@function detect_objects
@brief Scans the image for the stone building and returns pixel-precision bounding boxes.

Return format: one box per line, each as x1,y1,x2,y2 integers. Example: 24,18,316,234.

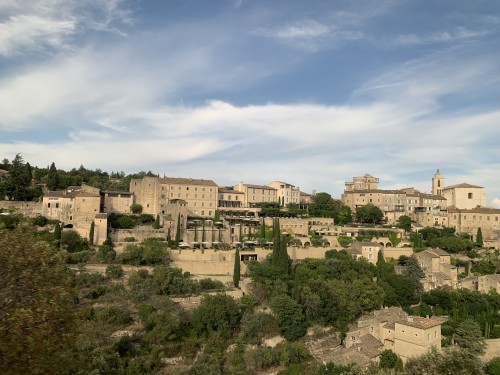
478,274,500,294
341,174,446,225
130,176,218,218
218,188,244,209
266,181,300,206
101,190,134,214
348,241,383,264
42,186,103,243
414,248,458,290
447,206,500,242
233,183,278,207
442,183,487,210
344,307,442,363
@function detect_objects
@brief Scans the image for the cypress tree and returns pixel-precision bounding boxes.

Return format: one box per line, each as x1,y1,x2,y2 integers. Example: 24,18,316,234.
261,218,266,239
175,213,181,245
89,221,95,245
239,224,243,243
211,226,215,242
218,228,222,242
54,222,61,248
476,227,483,248
194,225,198,242
46,162,60,191
153,214,160,229
167,227,171,242
233,249,240,287
202,220,206,243
278,234,289,274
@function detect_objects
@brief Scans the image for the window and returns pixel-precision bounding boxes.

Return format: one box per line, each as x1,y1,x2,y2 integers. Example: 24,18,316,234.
48,203,51,208
209,211,212,216
55,203,59,208
201,211,204,215
468,193,473,199
186,187,189,190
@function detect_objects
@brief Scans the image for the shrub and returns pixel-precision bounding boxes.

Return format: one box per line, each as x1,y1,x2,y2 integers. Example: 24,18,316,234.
32,215,49,227
61,230,88,252
106,264,124,279
123,237,136,242
280,342,310,365
199,278,224,290
130,203,142,214
95,306,132,325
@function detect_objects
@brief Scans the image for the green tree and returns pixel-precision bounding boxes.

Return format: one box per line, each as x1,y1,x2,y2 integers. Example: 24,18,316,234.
454,318,486,356
130,203,142,214
60,230,87,253
308,192,336,217
89,221,95,244
476,227,483,248
46,162,60,190
175,213,181,245
405,347,484,375
3,154,32,200
398,215,412,232
485,357,500,375
191,294,240,338
270,294,306,341
153,214,160,229
54,222,61,248
355,204,384,224
0,225,77,374
233,249,240,288
379,349,402,369
404,255,425,300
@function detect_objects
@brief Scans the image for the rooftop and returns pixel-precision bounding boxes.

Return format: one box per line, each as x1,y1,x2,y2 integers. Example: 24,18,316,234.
159,177,218,186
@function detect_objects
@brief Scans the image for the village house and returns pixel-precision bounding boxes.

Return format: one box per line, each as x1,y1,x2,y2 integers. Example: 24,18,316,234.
347,241,383,264
414,248,458,290
338,307,443,364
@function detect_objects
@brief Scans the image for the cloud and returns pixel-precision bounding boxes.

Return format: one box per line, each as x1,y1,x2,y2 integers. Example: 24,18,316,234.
0,0,134,57
394,27,490,46
252,18,365,51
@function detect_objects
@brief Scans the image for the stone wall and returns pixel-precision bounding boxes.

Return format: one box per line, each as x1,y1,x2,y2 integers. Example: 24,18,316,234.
169,247,337,276
0,201,42,217
110,226,167,242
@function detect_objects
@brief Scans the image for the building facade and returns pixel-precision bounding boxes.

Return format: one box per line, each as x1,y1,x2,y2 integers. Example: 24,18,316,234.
130,176,218,218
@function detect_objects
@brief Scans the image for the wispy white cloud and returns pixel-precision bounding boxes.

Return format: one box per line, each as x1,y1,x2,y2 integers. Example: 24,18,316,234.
394,27,490,46
0,0,134,56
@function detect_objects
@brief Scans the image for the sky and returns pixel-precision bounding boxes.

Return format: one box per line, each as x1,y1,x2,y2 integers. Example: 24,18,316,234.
1,0,500,205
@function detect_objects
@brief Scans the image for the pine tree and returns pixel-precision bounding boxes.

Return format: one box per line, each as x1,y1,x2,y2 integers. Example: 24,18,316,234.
89,221,95,245
454,319,486,356
233,249,240,287
476,227,483,248
47,162,60,191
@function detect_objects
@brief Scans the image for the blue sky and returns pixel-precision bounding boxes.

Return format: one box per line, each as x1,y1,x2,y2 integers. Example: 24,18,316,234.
1,0,500,205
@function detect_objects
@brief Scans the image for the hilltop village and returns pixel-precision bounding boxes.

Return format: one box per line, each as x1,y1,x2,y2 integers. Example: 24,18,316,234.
1,160,500,374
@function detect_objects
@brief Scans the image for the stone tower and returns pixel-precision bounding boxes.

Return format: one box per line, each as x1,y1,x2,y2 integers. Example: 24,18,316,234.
432,169,444,196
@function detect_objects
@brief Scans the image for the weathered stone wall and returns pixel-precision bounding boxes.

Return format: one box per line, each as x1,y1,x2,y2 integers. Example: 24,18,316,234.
0,201,42,217
169,247,338,276
110,226,167,242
